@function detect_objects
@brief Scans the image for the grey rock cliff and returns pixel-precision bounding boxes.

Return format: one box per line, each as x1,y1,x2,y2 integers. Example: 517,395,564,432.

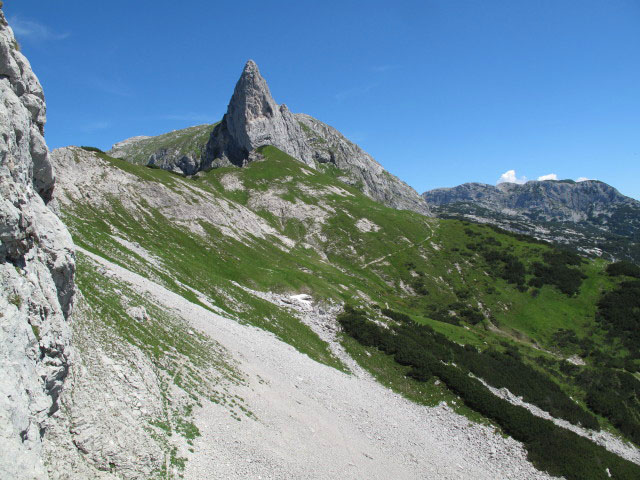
423,180,640,262
0,9,75,479
294,113,430,214
204,60,314,168
109,60,430,215
201,60,430,215
424,180,639,222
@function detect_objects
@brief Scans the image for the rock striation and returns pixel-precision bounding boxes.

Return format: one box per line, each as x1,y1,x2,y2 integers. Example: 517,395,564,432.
424,180,640,262
293,113,430,214
0,8,75,479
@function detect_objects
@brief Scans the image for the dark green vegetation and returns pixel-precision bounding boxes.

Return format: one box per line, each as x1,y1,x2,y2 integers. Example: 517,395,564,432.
570,262,640,446
60,144,640,477
338,306,639,480
80,146,104,154
597,279,640,358
340,306,597,428
578,368,640,446
606,261,640,279
466,230,586,295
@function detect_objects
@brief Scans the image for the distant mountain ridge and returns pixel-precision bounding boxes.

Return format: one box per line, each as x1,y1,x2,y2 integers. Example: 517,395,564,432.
109,60,430,216
423,179,640,263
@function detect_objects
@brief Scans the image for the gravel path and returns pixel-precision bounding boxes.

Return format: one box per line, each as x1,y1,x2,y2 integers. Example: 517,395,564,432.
79,248,556,480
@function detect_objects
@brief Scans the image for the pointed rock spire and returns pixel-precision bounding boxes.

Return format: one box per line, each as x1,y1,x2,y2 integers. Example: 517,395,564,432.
202,60,430,215
204,60,313,167
229,60,277,122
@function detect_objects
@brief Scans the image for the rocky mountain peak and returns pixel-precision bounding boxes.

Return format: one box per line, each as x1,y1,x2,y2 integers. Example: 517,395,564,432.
204,60,313,167
109,59,430,215
201,60,430,215
423,179,640,262
230,59,277,123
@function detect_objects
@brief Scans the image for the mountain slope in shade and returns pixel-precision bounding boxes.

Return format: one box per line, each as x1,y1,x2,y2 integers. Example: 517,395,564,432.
423,180,640,263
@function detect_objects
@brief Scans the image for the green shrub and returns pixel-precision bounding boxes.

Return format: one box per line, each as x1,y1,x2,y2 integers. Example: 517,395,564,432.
9,293,22,308
80,146,104,154
336,307,640,479
597,280,640,354
381,308,412,323
606,261,640,278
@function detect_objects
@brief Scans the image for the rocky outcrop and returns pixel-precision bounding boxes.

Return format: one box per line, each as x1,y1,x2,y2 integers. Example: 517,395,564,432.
200,60,430,216
108,60,430,215
204,60,314,168
424,180,640,223
0,9,75,479
107,124,215,175
423,180,640,262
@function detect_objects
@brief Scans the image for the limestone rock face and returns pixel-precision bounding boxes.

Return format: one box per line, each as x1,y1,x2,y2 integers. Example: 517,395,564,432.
202,60,430,215
204,60,314,167
107,123,215,175
0,9,75,479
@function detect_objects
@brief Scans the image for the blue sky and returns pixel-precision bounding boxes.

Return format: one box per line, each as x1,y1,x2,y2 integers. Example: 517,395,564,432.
5,0,640,199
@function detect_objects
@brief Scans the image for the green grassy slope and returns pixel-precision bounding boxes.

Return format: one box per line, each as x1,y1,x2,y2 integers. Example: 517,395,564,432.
57,145,639,475
107,123,216,165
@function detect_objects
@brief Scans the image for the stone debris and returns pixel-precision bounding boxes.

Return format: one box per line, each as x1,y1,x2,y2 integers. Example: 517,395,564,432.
79,248,556,480
355,217,381,233
126,306,149,322
476,376,640,465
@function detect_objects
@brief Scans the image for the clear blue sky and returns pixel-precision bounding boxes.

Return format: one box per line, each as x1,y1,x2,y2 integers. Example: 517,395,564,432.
5,0,640,199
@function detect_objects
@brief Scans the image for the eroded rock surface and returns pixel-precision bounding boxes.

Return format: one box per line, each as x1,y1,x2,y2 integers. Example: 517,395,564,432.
203,60,430,215
0,9,75,479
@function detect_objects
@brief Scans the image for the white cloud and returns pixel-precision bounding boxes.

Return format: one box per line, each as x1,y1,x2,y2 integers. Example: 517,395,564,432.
537,173,558,181
497,169,527,185
576,177,591,182
9,15,69,42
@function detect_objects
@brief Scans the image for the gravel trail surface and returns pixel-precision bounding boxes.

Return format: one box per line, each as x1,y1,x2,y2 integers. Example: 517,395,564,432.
79,247,555,480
